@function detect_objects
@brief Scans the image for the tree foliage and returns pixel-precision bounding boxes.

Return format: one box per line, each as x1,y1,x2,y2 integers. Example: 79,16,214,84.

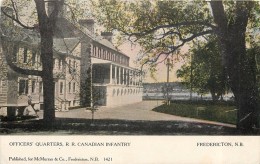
91,0,213,66
81,53,92,107
177,38,227,101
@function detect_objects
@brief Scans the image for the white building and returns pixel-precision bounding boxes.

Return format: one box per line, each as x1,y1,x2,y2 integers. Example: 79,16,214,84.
91,34,143,107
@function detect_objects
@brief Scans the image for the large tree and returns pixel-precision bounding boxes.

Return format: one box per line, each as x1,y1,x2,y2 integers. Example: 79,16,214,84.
1,0,64,122
92,0,259,131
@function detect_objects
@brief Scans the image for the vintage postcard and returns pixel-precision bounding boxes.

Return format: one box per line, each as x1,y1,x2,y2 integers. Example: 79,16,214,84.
0,0,259,163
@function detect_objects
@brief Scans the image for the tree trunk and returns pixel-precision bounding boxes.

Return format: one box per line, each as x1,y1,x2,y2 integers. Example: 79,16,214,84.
210,90,218,102
226,32,259,130
34,0,63,122
211,1,259,131
1,0,62,122
41,33,55,122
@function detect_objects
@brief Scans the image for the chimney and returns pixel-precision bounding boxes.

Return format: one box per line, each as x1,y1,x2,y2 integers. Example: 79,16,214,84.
79,19,95,34
47,0,65,18
101,32,113,42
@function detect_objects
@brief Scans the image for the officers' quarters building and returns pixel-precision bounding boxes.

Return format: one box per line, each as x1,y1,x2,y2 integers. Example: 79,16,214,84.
0,4,142,117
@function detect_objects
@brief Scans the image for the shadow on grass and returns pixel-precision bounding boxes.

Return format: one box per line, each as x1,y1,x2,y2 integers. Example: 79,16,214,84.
1,117,258,135
153,100,237,125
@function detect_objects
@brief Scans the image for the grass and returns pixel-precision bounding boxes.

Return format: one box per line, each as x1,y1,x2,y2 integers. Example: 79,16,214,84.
0,118,240,135
153,100,237,124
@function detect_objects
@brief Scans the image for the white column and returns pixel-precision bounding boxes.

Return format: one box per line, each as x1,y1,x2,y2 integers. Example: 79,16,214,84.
119,67,121,85
132,71,134,86
130,70,133,86
54,59,58,70
110,64,113,84
134,71,136,86
136,73,138,86
139,73,141,86
126,69,129,86
137,72,139,86
123,68,125,85
115,66,117,85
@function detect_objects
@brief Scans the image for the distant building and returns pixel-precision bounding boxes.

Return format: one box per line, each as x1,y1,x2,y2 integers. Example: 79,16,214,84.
0,3,142,116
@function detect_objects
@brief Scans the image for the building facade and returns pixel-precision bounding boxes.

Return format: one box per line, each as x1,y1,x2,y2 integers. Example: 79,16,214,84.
91,36,143,107
0,3,142,116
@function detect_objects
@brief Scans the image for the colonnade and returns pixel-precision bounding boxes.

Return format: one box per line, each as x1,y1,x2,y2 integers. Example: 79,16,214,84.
109,64,142,86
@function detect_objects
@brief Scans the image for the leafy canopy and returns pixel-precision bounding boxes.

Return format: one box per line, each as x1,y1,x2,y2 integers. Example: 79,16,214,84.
177,38,227,99
91,0,214,66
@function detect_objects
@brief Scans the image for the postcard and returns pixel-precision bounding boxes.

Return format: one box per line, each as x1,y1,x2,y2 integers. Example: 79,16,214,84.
0,0,259,163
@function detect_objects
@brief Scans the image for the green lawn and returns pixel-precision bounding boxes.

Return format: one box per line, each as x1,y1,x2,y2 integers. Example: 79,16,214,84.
153,101,237,124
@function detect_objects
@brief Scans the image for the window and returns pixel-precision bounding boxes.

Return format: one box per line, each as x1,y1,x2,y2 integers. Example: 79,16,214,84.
113,54,115,61
60,82,63,94
108,52,110,60
31,80,36,93
73,61,76,69
39,82,43,93
0,80,2,93
93,46,96,56
68,60,71,74
103,50,106,59
98,48,101,58
23,48,28,63
68,82,71,93
0,80,6,93
32,52,37,66
59,59,63,70
38,55,41,65
55,59,58,69
19,79,28,95
116,55,119,62
73,82,76,93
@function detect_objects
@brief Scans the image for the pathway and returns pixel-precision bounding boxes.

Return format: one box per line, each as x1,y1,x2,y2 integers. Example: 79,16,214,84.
38,100,235,128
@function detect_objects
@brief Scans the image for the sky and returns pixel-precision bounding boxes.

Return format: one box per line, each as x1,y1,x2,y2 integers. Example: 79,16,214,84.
118,42,189,83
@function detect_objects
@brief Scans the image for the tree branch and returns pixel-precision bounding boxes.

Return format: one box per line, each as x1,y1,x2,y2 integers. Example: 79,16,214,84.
210,1,228,33
34,0,48,34
122,21,215,37
1,0,35,30
232,1,253,32
49,0,64,22
139,29,213,67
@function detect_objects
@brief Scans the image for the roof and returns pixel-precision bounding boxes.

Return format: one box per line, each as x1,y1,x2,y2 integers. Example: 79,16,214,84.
92,57,112,64
94,36,116,50
53,38,80,54
0,26,40,46
54,17,130,58
93,36,130,58
54,18,80,38
92,57,135,70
